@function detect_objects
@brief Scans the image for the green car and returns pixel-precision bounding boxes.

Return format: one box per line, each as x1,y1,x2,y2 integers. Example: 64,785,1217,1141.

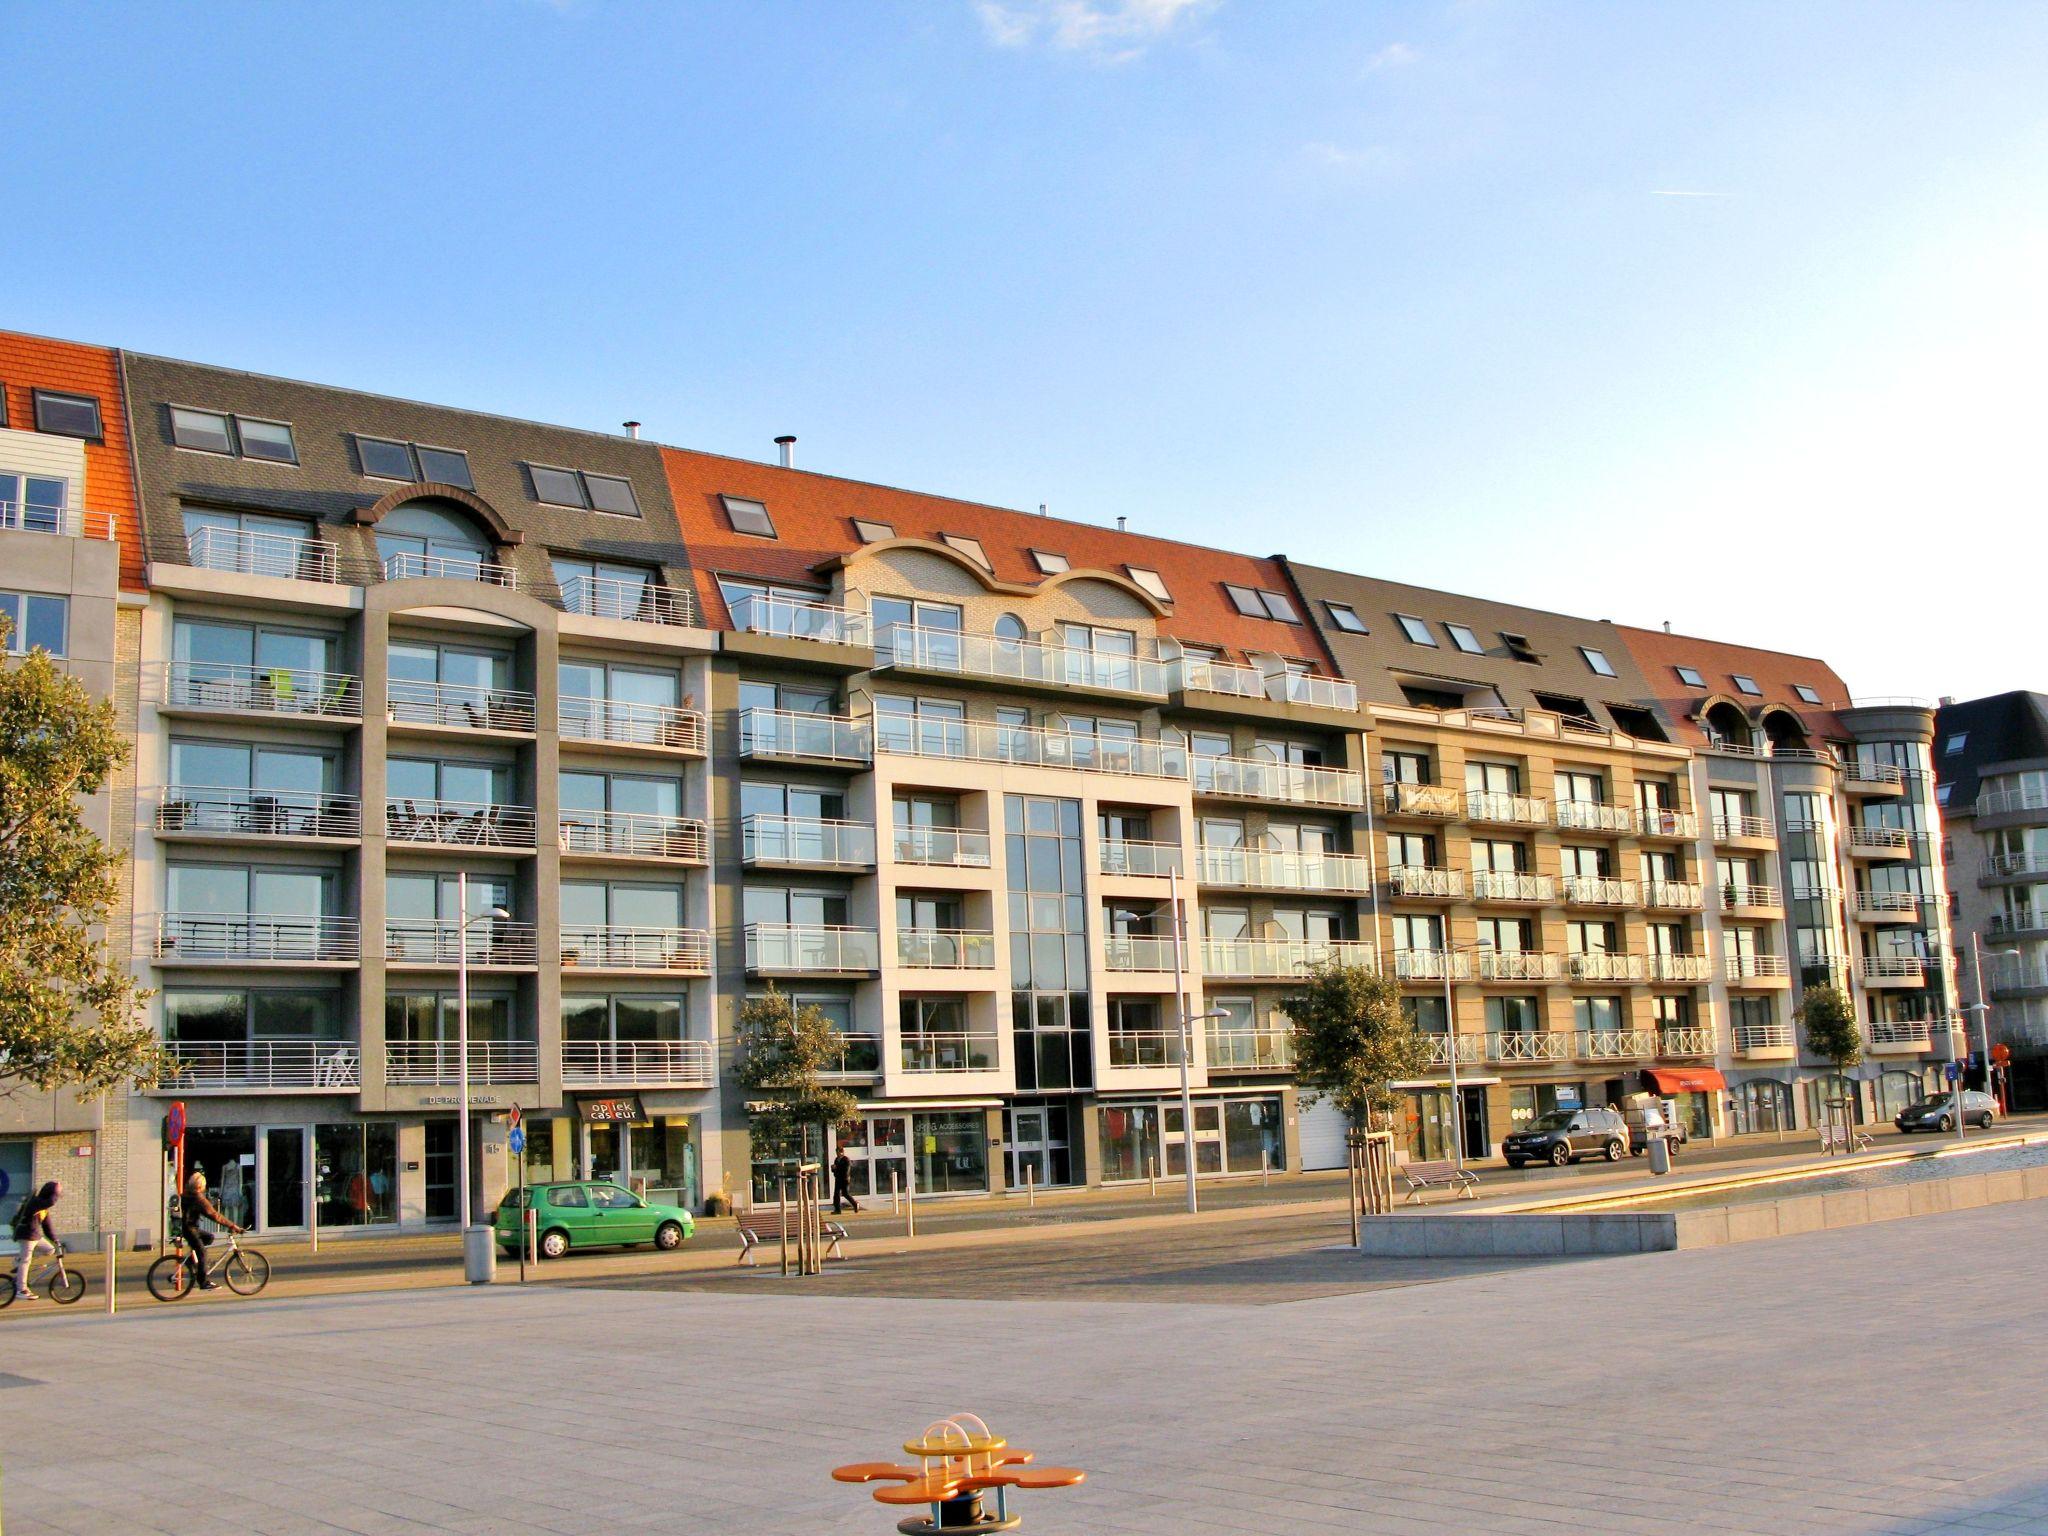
495,1181,695,1259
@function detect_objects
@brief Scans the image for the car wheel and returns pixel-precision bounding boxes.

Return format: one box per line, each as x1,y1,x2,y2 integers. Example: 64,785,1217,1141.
1505,1158,1525,1170
1603,1140,1624,1162
656,1220,686,1250
1978,1113,1995,1130
1938,1115,1954,1132
540,1228,570,1260
1548,1142,1572,1168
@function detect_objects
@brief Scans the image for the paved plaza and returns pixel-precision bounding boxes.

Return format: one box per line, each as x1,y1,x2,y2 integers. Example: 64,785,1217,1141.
4,1200,2045,1535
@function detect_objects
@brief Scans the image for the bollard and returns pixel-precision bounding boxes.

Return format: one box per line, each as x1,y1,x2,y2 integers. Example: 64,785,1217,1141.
890,1165,900,1215
779,1179,790,1277
1147,1153,1157,1197
525,1207,538,1271
310,1193,319,1255
1026,1165,1036,1209
905,1163,916,1239
103,1232,118,1316
1262,1148,1271,1188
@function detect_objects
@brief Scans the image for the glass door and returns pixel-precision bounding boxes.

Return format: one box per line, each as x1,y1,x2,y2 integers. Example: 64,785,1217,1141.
423,1119,457,1222
263,1126,308,1230
1163,1103,1223,1175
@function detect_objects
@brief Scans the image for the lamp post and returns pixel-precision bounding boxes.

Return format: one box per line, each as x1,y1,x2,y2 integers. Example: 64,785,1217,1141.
1166,868,1231,1214
1965,934,2021,1134
455,870,513,1275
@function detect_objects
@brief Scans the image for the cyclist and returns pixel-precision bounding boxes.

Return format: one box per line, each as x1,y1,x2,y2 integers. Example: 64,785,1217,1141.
181,1170,244,1290
11,1180,62,1300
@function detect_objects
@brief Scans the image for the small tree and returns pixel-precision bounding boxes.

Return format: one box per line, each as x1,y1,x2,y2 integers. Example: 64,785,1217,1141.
732,986,858,1187
1281,959,1431,1131
1798,982,1862,1077
0,622,157,1096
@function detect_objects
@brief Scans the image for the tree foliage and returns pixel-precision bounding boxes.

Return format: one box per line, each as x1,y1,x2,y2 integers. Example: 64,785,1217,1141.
1281,959,1431,1130
732,986,858,1151
0,625,158,1095
1798,983,1862,1073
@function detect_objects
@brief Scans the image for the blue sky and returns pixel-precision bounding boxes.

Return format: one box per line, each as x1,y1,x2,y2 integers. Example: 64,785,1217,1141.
9,1,2045,699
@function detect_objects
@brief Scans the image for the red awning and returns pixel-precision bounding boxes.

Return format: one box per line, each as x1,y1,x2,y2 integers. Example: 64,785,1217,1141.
1642,1066,1726,1094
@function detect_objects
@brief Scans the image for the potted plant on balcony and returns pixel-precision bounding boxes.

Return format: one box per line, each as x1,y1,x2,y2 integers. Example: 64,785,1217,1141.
159,796,194,832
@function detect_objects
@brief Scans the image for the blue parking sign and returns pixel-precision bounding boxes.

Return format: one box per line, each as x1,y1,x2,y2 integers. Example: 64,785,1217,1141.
509,1126,526,1155
1944,1061,1961,1084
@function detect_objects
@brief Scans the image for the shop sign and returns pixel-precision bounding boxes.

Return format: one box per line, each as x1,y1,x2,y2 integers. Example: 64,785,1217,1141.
578,1096,645,1123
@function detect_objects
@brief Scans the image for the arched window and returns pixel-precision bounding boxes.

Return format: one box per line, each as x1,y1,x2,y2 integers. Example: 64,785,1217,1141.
1729,1078,1791,1134
1703,701,1752,750
377,500,494,579
1761,709,1809,753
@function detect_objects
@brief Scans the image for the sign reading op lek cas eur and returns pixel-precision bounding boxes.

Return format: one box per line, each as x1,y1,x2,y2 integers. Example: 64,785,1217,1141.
577,1096,645,1124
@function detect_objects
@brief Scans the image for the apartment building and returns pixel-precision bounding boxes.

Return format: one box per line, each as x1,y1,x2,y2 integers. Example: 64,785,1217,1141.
1932,692,2048,1085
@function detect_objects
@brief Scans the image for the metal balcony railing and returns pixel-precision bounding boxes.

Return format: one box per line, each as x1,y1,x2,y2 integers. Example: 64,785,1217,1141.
387,678,537,733
561,1039,716,1087
727,593,870,646
745,924,882,973
1198,937,1375,978
1641,881,1703,910
1854,890,1921,917
1724,953,1790,981
1190,755,1364,808
1466,791,1549,826
1567,952,1647,982
1477,952,1564,982
380,551,518,587
557,810,705,862
897,928,997,969
738,708,873,765
1646,954,1715,983
1847,825,1915,855
383,1040,539,1084
1103,934,1178,972
1719,882,1782,909
1843,761,1907,790
1868,1019,1933,1047
0,501,115,540
1554,800,1635,834
1733,1021,1794,1051
155,787,362,840
157,1040,360,1092
1469,870,1556,903
1859,955,1931,982
1988,911,2046,937
1426,1033,1487,1066
1387,865,1464,900
1560,876,1639,908
385,799,537,848
1194,846,1373,894
879,623,1170,697
1577,1028,1660,1060
1394,950,1470,982
896,826,994,868
1487,1030,1574,1062
164,662,362,719
557,574,699,628
820,1034,883,1077
1976,786,2048,819
1381,781,1463,819
741,815,876,868
1635,806,1700,839
154,913,360,963
384,919,540,967
1658,1026,1717,1056
1712,814,1776,841
1097,838,1180,878
559,696,706,753
1205,1027,1294,1070
184,525,339,581
1987,850,2048,878
899,1033,998,1073
873,714,1187,780
560,926,712,972
1106,1030,1186,1069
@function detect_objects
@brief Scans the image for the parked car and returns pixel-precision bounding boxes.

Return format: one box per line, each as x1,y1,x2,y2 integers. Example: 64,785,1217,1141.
494,1181,695,1259
1502,1106,1628,1168
1625,1099,1691,1157
1895,1091,1997,1134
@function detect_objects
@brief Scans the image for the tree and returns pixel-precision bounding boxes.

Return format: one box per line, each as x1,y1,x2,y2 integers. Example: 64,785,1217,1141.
1798,983,1862,1076
1281,958,1431,1130
732,986,859,1174
0,622,157,1095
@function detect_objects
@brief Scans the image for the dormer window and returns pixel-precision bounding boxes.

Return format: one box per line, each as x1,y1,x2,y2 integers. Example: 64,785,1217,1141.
941,533,990,569
1031,550,1068,575
1125,566,1171,603
1793,685,1822,705
1674,665,1705,688
852,518,893,543
721,495,776,538
1732,675,1763,696
1323,601,1367,634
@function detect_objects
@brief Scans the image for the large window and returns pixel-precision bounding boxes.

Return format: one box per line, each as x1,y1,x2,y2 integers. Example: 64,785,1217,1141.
375,501,492,574
0,592,66,654
0,469,67,533
529,465,640,516
32,389,101,440
316,1123,398,1227
171,408,297,463
562,993,686,1042
1009,794,1091,1093
163,989,342,1044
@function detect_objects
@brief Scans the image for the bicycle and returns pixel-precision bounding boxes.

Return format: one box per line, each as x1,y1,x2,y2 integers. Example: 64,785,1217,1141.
146,1229,271,1302
0,1244,86,1307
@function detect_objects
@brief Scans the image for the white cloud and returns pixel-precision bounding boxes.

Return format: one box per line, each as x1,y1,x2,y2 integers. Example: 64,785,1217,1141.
1364,41,1419,72
975,0,1214,61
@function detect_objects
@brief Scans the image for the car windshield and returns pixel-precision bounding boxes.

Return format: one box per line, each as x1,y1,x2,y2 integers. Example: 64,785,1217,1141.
1526,1112,1576,1131
1904,1099,1950,1114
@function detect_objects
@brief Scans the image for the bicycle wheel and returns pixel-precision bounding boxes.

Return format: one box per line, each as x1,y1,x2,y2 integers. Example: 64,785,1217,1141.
46,1265,85,1305
224,1248,270,1296
147,1254,194,1302
0,1274,16,1309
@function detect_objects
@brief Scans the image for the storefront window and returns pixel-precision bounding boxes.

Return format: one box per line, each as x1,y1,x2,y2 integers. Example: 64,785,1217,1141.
1222,1098,1285,1173
1098,1105,1157,1182
913,1111,988,1194
523,1115,560,1184
629,1117,698,1210
1729,1078,1792,1134
749,1119,823,1205
314,1123,397,1226
1508,1083,1585,1128
1400,1089,1454,1161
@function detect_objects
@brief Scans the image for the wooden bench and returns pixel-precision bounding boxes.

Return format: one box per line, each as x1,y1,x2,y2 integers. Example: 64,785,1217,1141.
735,1210,849,1266
1400,1160,1480,1204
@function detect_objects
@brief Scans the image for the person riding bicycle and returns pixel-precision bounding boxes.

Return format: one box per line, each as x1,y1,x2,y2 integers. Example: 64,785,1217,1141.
181,1170,243,1290
11,1180,62,1301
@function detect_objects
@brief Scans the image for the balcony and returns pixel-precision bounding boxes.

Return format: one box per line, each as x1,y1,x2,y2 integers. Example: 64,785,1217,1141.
1554,800,1634,835
1560,876,1639,908
1635,807,1700,840
1577,1028,1660,1060
1733,1021,1795,1055
1106,1030,1186,1069
738,708,872,767
1718,882,1782,913
1711,814,1776,843
898,928,997,969
1194,845,1373,895
1206,1027,1293,1071
1469,870,1556,904
1199,937,1375,979
1381,781,1462,820
1642,881,1703,911
1191,755,1364,809
154,1040,360,1094
900,1032,999,1073
387,679,536,735
385,798,537,849
1843,761,1907,795
1466,791,1549,827
1646,954,1715,983
1177,657,1358,713
1868,1019,1934,1052
1659,1026,1717,1057
879,623,1169,699
558,809,707,863
155,787,362,842
1425,1033,1487,1067
1103,934,1179,973
381,551,518,587
1,501,116,541
163,662,362,721
561,925,712,973
741,815,876,869
384,919,540,969
1847,826,1915,859
154,913,359,965
1976,786,2048,822
1988,912,2048,940
1567,952,1647,983
1394,950,1469,982
876,716,1187,781
728,593,870,647
1097,838,1180,878
184,525,338,582
1477,952,1565,982
384,1040,540,1085
1487,1030,1574,1063
745,923,881,976
1388,865,1464,901
1853,890,1922,922
561,1039,716,1088
897,826,995,869
1984,850,2048,881
557,574,699,628
821,1034,883,1077
559,697,706,754
1724,953,1791,985
1859,955,1931,988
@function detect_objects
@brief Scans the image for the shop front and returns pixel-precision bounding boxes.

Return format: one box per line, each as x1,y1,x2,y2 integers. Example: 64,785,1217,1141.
1641,1066,1726,1139
1096,1093,1285,1184
820,1106,993,1200
175,1120,402,1234
518,1099,701,1212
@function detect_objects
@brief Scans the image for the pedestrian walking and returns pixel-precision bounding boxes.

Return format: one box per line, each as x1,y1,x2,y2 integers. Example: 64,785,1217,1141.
830,1149,859,1215
10,1181,62,1300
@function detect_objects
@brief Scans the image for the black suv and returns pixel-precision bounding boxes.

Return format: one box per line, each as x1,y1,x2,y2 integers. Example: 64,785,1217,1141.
1502,1106,1628,1168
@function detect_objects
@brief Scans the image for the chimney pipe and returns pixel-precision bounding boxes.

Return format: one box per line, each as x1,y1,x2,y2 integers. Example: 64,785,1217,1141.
623,420,641,439
1115,515,1127,533
1662,620,1671,633
1039,503,1048,517
775,434,796,468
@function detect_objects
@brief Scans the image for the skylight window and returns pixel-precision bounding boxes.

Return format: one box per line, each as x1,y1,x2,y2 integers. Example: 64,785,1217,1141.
1674,665,1705,688
1445,622,1484,654
1396,614,1437,647
1125,566,1171,603
941,533,990,569
1793,684,1823,705
530,465,636,515
1732,674,1763,696
172,408,299,463
1500,632,1540,664
1223,583,1264,618
356,436,416,480
169,408,234,456
852,518,894,543
32,390,101,441
1257,589,1299,623
414,446,474,490
1936,784,1952,806
1031,550,1069,575
583,473,640,517
1323,601,1368,634
236,418,298,464
1944,733,1968,755
721,495,777,538
1580,646,1617,678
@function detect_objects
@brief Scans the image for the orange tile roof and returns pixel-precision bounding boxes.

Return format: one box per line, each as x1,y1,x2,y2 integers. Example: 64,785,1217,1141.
658,446,1336,669
1616,624,1854,741
0,331,143,591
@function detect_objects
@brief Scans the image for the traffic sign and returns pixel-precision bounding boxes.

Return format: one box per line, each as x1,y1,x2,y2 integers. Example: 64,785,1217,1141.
1944,1061,1962,1084
165,1100,186,1147
508,1104,522,1128
1993,1043,2012,1066
509,1126,526,1155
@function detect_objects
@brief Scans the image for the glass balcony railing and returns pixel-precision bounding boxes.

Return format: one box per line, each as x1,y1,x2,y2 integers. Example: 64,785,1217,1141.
728,593,869,646
1199,937,1374,978
1106,1031,1185,1069
744,924,882,974
897,928,997,969
741,815,876,868
1205,1027,1294,1070
879,623,1169,697
1194,846,1373,895
1103,934,1179,972
738,708,872,764
1189,755,1364,808
557,573,698,627
874,715,1187,780
894,825,994,868
900,1032,999,1073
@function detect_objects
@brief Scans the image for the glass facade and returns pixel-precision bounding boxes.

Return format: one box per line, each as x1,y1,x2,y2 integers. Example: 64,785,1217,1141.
1007,794,1093,1095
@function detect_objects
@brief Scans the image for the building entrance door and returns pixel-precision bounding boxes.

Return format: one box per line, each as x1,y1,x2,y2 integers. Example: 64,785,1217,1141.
1006,1104,1074,1188
423,1120,457,1222
1163,1102,1223,1176
1458,1087,1488,1164
263,1127,308,1230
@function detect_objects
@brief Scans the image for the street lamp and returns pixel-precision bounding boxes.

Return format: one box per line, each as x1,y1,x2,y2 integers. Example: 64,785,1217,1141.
1964,933,2022,1134
455,869,513,1277
1166,868,1230,1214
